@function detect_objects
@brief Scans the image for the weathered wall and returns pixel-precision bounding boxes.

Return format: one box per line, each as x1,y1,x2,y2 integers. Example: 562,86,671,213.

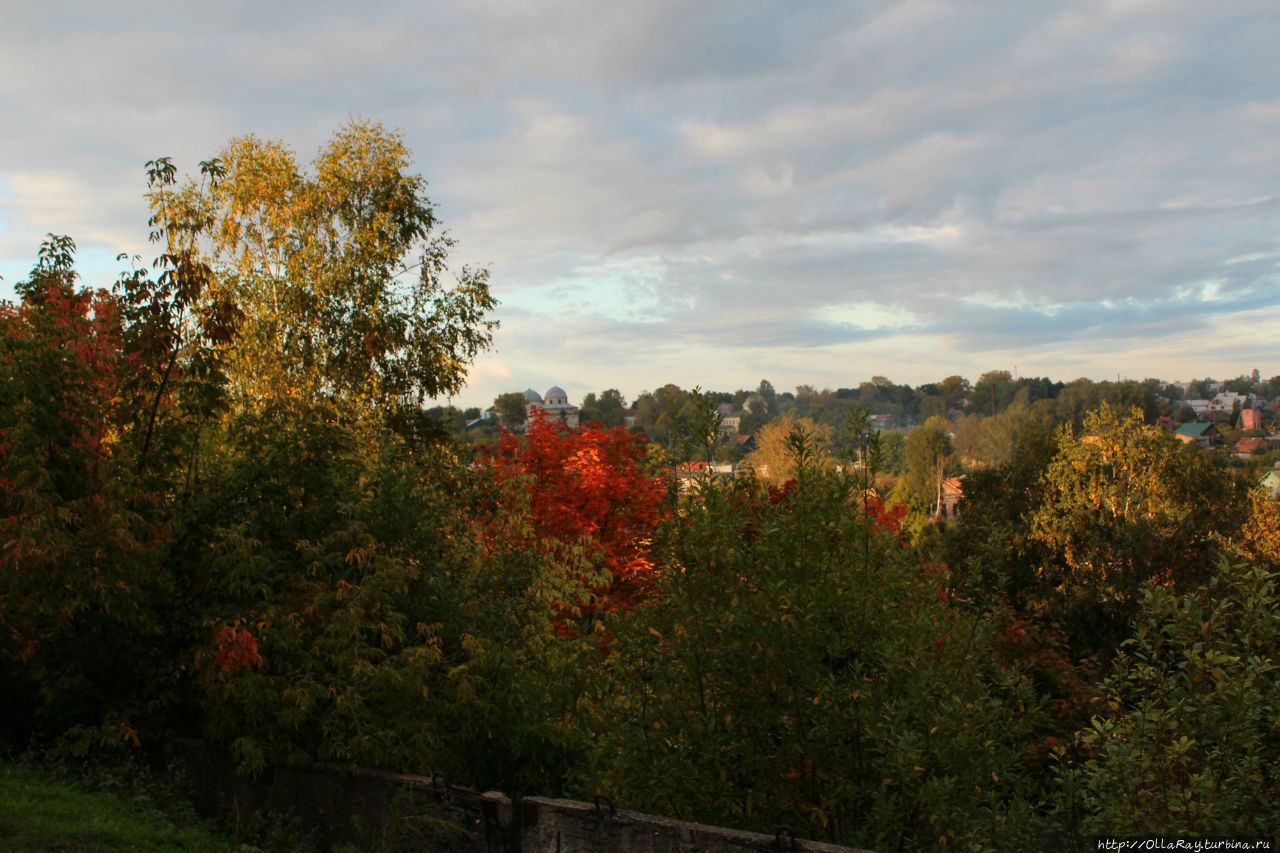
520,796,867,853
164,738,871,853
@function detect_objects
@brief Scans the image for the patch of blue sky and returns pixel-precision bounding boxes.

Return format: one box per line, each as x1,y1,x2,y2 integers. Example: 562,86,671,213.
616,109,678,149
498,262,667,327
959,291,1058,314
819,301,921,332
71,246,129,291
0,243,128,302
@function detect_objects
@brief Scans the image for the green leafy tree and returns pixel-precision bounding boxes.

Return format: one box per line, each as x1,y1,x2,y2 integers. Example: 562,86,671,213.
579,388,627,428
968,370,1016,416
939,374,972,409
902,416,957,514
592,437,1046,849
192,423,596,792
877,429,907,475
1222,373,1257,394
1027,404,1247,654
953,400,1056,470
941,419,1058,610
0,219,232,745
755,379,777,414
1056,559,1280,836
492,391,528,429
1186,378,1218,399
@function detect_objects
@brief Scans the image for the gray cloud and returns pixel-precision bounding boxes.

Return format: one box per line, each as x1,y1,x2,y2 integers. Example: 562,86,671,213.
2,1,1278,405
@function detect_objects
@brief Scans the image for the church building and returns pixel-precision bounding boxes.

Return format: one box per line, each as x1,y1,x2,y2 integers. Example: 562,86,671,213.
523,386,580,429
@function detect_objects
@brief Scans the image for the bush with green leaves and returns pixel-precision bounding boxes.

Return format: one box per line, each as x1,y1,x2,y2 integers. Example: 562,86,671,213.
191,404,598,794
1055,558,1280,837
589,427,1051,850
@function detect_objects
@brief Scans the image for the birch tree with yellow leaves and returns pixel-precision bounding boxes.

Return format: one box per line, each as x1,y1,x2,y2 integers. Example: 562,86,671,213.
170,119,495,409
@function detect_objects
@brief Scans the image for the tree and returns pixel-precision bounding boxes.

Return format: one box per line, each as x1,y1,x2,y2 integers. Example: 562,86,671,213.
745,415,834,483
940,374,972,409
493,392,528,429
755,379,777,414
174,119,496,409
1026,404,1247,653
1057,559,1280,835
481,418,670,617
952,401,1056,470
1223,373,1257,394
941,418,1059,611
594,388,627,428
877,429,907,475
579,388,626,428
1,250,135,740
903,416,956,514
915,392,947,422
0,225,231,744
968,370,1015,416
592,446,1047,849
1186,377,1218,399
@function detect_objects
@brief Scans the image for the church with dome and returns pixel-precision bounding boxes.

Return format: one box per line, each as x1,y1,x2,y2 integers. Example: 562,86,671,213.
523,386,580,429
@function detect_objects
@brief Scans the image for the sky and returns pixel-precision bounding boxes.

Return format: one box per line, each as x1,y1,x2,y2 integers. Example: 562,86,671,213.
2,0,1279,410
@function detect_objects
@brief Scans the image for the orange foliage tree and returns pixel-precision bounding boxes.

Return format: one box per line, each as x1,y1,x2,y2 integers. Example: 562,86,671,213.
481,415,670,619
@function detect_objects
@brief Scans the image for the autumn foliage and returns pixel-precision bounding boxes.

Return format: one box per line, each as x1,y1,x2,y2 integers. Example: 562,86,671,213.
481,415,669,615
0,283,123,504
5,124,1280,848
211,626,263,673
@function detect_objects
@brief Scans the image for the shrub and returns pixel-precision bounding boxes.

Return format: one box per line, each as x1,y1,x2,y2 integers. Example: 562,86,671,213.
1055,559,1280,836
591,428,1049,850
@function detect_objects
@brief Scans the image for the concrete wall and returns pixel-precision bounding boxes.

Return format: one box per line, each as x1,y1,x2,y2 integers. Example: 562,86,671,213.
520,796,868,853
164,738,870,853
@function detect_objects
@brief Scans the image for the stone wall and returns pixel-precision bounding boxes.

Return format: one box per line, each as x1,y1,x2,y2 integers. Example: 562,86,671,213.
164,738,870,853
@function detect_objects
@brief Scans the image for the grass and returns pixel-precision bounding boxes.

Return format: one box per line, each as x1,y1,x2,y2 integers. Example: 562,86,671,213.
0,760,243,852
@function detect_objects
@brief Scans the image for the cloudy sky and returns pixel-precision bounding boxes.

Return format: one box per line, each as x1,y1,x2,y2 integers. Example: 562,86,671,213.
2,1,1278,409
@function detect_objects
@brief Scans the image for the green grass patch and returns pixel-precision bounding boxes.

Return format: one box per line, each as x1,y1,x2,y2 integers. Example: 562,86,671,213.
0,761,241,852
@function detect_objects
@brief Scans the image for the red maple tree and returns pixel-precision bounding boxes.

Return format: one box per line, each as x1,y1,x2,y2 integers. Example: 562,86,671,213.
481,415,670,617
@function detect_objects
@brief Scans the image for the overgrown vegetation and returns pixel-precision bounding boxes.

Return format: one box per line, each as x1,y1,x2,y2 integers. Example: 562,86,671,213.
3,124,1278,850
0,758,236,852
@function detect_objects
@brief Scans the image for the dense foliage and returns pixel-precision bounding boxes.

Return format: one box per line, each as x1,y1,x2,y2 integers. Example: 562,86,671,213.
4,125,1278,850
591,432,1046,849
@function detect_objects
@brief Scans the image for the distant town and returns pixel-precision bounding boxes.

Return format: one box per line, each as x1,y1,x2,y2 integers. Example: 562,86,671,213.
434,371,1276,463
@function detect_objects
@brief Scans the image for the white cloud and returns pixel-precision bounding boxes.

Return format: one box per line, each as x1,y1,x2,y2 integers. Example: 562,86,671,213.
2,1,1278,404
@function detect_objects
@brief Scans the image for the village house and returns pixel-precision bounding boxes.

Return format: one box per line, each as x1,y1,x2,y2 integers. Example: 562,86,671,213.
1210,391,1252,414
938,476,964,520
1173,421,1223,448
1261,468,1280,501
1234,436,1266,457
